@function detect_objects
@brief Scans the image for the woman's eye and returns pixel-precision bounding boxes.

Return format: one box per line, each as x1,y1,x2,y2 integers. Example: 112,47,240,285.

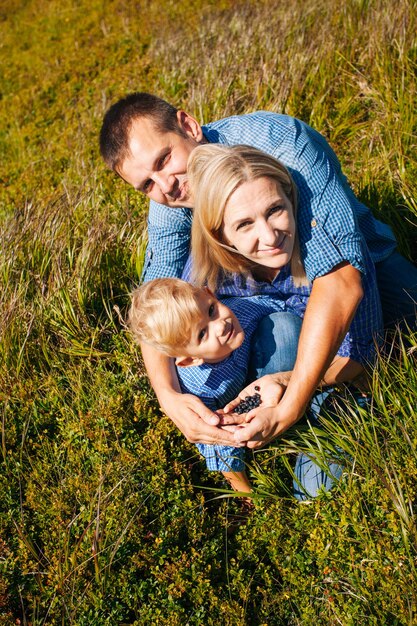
269,205,285,216
236,221,251,231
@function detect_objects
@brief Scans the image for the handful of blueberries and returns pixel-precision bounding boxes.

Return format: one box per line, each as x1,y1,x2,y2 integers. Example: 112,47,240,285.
233,386,261,415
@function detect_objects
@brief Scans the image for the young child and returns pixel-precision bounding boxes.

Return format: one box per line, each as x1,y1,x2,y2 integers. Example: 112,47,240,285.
128,277,288,495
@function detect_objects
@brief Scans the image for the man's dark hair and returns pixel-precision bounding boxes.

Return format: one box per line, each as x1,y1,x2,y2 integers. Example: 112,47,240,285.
99,92,181,171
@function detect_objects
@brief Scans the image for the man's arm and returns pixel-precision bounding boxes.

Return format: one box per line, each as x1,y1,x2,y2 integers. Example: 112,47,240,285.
140,203,242,444
233,262,364,447
140,341,242,446
142,201,192,281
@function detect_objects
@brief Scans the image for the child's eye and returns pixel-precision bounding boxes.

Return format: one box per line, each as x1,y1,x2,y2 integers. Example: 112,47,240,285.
208,303,215,317
198,328,206,341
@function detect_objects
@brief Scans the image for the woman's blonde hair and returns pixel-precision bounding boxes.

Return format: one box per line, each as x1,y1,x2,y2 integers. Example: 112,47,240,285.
128,278,205,356
188,144,308,290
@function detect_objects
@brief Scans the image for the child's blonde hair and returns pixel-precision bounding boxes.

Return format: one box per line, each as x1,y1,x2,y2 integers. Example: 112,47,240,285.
188,143,308,291
128,278,204,356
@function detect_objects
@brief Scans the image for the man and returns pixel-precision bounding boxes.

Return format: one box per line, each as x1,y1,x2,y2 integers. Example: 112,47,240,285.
100,92,417,459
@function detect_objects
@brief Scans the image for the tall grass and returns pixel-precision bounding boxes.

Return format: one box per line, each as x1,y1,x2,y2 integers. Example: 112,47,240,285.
1,0,416,623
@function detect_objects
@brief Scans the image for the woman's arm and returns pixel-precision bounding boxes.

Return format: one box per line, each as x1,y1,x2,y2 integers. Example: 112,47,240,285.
225,353,364,413
232,262,364,447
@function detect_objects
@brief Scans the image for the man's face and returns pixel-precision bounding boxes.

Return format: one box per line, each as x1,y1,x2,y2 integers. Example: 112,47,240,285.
118,112,203,208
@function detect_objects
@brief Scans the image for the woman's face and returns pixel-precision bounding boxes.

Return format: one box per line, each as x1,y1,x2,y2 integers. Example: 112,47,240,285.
222,177,296,274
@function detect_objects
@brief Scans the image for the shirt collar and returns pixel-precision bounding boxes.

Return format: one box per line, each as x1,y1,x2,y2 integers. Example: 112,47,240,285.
201,125,229,145
186,350,236,387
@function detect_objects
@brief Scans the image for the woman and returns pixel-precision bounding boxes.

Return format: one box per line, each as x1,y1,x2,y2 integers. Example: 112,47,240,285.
186,143,383,499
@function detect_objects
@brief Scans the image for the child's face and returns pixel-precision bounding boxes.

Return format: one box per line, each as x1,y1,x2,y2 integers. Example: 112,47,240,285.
177,289,244,366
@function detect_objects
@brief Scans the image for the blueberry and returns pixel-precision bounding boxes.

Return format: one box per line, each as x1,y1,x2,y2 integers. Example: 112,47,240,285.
233,392,261,415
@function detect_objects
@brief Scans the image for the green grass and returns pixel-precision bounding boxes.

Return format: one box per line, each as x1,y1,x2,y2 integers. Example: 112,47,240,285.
1,0,417,624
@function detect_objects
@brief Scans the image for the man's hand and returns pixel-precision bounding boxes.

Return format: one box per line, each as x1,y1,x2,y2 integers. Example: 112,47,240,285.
141,342,243,446
160,389,244,446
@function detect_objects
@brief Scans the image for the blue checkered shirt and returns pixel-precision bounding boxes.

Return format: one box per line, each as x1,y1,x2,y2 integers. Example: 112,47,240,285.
179,295,286,472
142,111,397,282
182,239,383,367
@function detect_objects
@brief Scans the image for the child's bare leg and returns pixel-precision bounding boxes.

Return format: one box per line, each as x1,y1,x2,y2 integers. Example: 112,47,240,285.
222,470,254,519
222,470,252,494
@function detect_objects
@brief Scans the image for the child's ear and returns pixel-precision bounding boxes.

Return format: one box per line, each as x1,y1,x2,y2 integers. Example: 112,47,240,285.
175,355,204,368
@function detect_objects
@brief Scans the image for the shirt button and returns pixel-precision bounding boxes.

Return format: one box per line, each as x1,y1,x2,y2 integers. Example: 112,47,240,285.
311,218,317,227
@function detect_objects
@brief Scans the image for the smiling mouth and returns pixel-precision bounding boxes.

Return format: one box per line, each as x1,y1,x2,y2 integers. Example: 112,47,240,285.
169,186,181,201
171,181,188,202
225,323,234,343
259,247,281,256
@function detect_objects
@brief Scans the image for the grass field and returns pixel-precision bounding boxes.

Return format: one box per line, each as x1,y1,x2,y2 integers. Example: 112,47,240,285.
1,0,417,624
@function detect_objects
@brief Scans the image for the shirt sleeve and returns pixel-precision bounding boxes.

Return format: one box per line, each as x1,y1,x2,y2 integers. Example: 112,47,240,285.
272,119,367,280
141,200,192,282
334,244,383,364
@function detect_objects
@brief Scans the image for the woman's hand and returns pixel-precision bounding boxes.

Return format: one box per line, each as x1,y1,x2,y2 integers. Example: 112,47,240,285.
223,373,290,417
232,403,299,449
221,372,296,449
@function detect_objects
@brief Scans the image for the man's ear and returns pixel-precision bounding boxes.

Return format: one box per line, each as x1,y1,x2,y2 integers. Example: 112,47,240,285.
176,110,204,142
175,355,204,368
